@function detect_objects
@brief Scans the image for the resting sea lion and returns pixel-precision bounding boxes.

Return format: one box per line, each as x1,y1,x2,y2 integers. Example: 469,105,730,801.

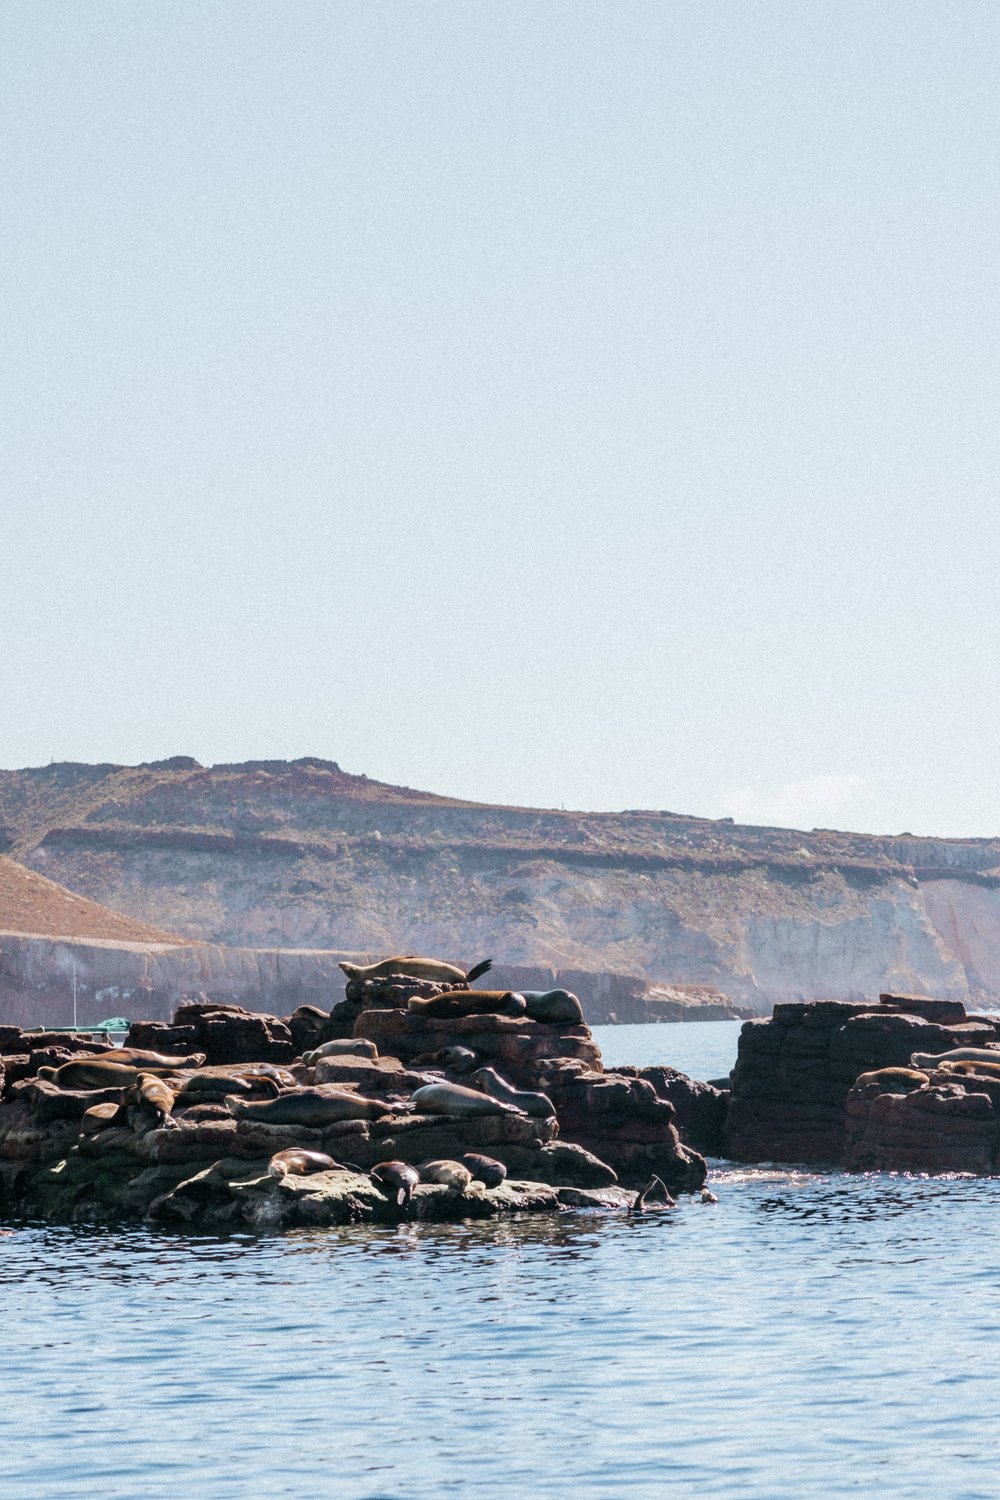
629,1176,676,1214
243,1065,297,1086
519,990,584,1025
412,1046,479,1074
371,1160,421,1208
38,1060,148,1091
80,1101,123,1134
471,1066,556,1119
409,1082,524,1118
417,1159,473,1192
338,956,493,986
911,1047,1000,1070
226,1088,394,1126
176,1072,280,1101
84,1047,205,1070
459,1153,507,1189
124,1073,177,1130
939,1059,1000,1080
268,1148,340,1179
302,1038,379,1064
407,990,526,1020
853,1067,929,1093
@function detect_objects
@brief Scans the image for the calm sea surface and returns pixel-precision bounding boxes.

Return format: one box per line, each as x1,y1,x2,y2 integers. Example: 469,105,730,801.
3,1021,999,1500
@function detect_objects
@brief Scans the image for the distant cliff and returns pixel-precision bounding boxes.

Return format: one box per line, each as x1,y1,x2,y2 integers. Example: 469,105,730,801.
3,757,1000,1015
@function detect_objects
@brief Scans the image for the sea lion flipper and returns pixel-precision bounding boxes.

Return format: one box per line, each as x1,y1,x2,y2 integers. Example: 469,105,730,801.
465,958,493,985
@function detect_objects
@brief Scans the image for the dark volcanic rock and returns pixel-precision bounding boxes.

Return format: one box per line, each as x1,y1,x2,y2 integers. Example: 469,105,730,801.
613,1065,728,1157
727,995,1000,1165
844,1067,1000,1174
130,1000,295,1066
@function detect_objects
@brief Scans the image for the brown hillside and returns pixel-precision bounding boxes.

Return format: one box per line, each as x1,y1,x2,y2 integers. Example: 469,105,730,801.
0,856,187,945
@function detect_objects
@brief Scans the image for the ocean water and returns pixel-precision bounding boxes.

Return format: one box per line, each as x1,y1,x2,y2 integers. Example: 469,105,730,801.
3,1022,999,1500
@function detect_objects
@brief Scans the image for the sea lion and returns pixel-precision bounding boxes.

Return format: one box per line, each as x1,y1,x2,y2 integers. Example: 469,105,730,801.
176,1072,280,1101
519,990,585,1025
939,1059,1000,1080
470,1066,556,1119
371,1160,421,1208
409,1082,524,1118
242,1064,297,1086
412,1046,479,1074
38,1060,148,1091
301,1039,379,1065
80,1101,123,1135
629,1176,676,1214
83,1047,206,1070
911,1047,1000,1070
459,1153,507,1189
854,1067,930,1093
417,1159,473,1192
338,956,493,986
124,1073,177,1130
407,991,526,1020
268,1148,340,1179
226,1088,395,1126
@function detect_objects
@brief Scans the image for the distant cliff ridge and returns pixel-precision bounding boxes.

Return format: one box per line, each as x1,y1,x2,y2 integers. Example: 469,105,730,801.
0,934,740,1029
3,757,1000,1015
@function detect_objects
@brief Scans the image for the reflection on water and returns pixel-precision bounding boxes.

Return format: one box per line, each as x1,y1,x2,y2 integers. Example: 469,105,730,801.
4,1024,1000,1498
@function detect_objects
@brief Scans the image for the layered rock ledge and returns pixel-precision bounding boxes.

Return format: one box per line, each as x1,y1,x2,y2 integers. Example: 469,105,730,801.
0,977,708,1228
726,992,1000,1172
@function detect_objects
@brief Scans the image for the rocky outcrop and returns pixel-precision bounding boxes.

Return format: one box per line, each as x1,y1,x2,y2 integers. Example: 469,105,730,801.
726,994,1000,1165
0,973,708,1227
844,1066,1000,1174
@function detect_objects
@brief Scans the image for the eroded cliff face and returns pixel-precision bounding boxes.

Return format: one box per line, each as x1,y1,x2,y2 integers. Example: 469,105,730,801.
5,758,1000,1015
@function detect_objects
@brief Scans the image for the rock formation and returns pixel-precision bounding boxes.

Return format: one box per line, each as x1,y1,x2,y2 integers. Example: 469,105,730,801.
726,993,1000,1168
0,970,707,1229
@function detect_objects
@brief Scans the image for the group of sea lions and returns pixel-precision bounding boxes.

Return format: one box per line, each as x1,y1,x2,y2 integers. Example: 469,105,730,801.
336,955,584,1025
29,950,718,1218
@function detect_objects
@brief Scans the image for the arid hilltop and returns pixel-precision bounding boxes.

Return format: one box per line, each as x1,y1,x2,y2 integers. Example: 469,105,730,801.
3,756,1000,1014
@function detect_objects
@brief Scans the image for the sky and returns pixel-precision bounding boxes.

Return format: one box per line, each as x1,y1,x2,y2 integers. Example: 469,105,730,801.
2,2,999,837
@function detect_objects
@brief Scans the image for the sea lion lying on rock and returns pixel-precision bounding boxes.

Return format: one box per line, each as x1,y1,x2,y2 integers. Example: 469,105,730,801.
80,1101,122,1134
371,1160,421,1207
176,1072,281,1101
409,1082,524,1118
38,1060,159,1091
519,990,585,1025
408,990,526,1020
339,956,493,986
459,1153,507,1189
911,1047,1000,1070
226,1088,395,1126
938,1059,1000,1080
412,1046,479,1074
268,1148,340,1178
83,1047,206,1070
853,1067,930,1094
302,1038,379,1064
417,1159,473,1192
243,1064,297,1086
471,1066,557,1119
124,1073,177,1131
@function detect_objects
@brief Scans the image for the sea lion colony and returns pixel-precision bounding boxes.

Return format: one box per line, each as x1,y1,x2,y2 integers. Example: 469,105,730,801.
0,956,712,1227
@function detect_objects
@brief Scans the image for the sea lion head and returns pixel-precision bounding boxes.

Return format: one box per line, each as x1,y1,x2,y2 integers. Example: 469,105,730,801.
338,962,362,980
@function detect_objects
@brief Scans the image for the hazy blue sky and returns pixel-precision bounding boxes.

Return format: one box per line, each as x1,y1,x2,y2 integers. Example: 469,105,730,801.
3,3,999,836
